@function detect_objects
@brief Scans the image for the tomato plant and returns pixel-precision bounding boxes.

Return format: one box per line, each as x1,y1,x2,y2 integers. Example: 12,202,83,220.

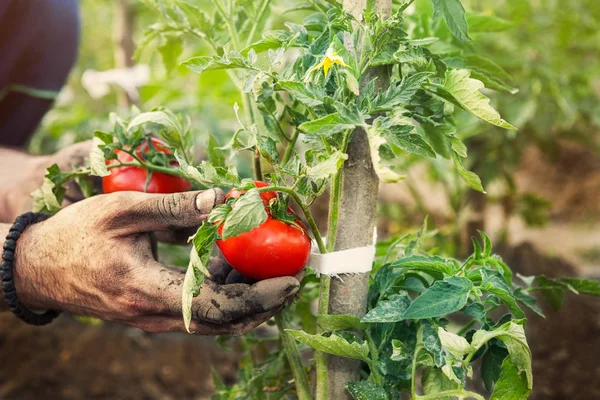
103,137,191,193
33,0,600,399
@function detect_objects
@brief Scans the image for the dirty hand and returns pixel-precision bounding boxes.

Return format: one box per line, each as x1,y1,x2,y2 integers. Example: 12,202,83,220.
0,140,96,222
11,189,301,335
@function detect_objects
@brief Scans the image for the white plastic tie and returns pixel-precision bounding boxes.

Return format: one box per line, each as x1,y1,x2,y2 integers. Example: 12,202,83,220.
308,228,377,276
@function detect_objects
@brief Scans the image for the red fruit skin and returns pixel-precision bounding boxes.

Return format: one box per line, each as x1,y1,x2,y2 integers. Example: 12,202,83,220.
216,217,311,280
102,137,191,194
225,180,277,206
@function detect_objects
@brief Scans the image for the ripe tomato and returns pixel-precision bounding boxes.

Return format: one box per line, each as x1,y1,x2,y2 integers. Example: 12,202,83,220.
225,180,277,206
102,137,191,194
217,216,311,280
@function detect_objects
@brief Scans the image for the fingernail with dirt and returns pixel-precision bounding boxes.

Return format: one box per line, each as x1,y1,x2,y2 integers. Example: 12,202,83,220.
195,189,218,214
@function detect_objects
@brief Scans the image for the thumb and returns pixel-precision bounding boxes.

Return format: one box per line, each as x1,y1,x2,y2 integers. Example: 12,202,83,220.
111,189,225,234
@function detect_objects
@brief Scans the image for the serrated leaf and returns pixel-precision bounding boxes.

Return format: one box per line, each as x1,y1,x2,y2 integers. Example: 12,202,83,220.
307,150,347,180
317,314,366,331
449,136,467,158
90,137,110,177
437,327,476,358
346,381,388,400
299,113,356,136
464,302,485,319
222,189,268,239
453,152,485,193
278,81,324,107
182,249,205,333
372,72,433,112
432,0,471,42
387,126,436,158
403,277,473,319
362,293,412,323
159,35,183,74
286,330,370,361
435,69,516,130
391,255,455,275
182,52,250,74
490,357,531,400
207,134,225,167
128,111,182,134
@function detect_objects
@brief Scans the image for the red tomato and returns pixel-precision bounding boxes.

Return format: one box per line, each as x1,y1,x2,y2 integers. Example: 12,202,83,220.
217,216,311,280
225,180,277,206
102,138,191,194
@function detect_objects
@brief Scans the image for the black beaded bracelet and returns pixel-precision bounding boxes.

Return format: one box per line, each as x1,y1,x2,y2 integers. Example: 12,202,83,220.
1,212,61,325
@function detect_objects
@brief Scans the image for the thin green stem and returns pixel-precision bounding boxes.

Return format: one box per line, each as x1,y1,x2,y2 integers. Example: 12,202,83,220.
281,129,300,166
247,0,272,46
212,0,240,49
456,319,477,337
366,330,382,386
116,153,189,180
274,313,312,400
411,345,422,398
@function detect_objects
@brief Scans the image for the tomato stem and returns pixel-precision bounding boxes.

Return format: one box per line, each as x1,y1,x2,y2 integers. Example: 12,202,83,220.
274,312,312,400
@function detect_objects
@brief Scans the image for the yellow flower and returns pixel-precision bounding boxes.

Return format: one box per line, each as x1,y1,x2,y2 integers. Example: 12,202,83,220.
311,48,350,75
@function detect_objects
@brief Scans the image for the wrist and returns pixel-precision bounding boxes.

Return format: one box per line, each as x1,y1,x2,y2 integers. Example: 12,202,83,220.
12,221,54,311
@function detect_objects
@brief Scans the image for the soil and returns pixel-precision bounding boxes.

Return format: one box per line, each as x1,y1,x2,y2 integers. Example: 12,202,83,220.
498,243,600,400
0,314,240,400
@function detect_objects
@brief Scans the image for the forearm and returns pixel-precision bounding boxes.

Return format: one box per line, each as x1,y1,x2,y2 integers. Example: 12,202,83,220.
0,148,48,223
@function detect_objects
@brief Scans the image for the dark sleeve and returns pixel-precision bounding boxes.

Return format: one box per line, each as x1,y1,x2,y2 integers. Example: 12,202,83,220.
0,0,80,148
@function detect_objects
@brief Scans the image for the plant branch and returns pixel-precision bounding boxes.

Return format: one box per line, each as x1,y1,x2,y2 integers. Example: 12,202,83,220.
416,390,486,400
247,0,272,46
281,129,300,166
274,313,312,400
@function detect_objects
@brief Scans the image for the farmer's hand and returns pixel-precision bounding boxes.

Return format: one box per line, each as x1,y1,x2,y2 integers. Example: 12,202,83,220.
0,140,96,222
11,189,301,335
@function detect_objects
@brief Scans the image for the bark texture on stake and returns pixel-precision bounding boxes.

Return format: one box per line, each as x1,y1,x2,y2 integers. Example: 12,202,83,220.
326,1,391,399
114,0,136,107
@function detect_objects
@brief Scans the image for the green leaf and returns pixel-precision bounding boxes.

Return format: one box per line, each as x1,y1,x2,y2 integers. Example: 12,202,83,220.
437,327,475,358
387,126,437,158
392,255,455,276
403,277,473,319
278,81,324,107
90,137,110,177
221,189,268,239
346,381,388,400
372,72,433,112
422,321,444,367
256,135,280,164
390,339,411,363
433,69,516,130
207,134,225,168
299,113,356,136
366,123,405,183
490,357,531,400
513,289,545,318
31,176,62,214
182,52,250,74
422,367,459,398
463,302,485,319
318,315,366,331
307,150,348,180
444,55,517,94
531,275,600,310
182,250,205,333
241,30,293,55
286,330,370,361
432,0,471,42
481,344,509,392
486,287,526,319
449,136,467,158
128,110,183,134
466,12,516,33
158,35,183,74
453,152,485,193
362,293,412,323
471,321,532,390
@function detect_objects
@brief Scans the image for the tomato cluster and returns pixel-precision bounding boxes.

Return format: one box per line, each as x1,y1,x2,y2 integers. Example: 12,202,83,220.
102,138,191,194
216,181,311,281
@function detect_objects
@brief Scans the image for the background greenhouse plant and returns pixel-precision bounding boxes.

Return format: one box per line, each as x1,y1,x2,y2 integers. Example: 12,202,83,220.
30,0,600,399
